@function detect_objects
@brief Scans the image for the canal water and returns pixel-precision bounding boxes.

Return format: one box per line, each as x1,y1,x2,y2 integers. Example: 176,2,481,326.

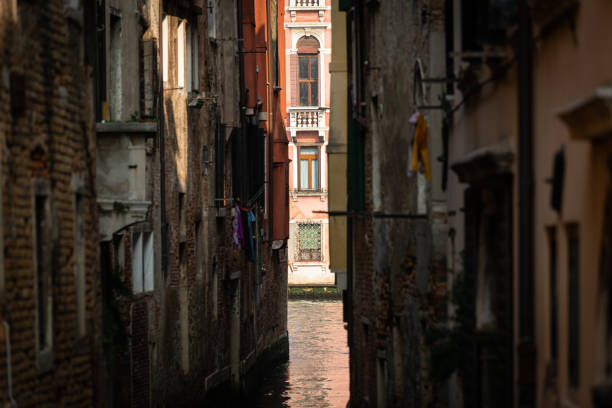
252,300,349,408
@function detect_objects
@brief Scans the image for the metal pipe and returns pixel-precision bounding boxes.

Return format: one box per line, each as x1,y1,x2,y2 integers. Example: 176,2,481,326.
518,0,535,406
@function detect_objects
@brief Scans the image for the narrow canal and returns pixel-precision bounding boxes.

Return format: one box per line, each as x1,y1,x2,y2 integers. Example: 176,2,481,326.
253,300,349,408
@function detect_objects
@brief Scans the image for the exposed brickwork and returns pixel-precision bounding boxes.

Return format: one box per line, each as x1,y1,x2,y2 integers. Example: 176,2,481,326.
101,1,289,406
131,301,150,408
0,1,99,406
345,1,448,407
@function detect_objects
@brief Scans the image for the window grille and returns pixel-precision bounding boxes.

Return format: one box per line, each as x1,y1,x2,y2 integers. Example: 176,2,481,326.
298,223,321,261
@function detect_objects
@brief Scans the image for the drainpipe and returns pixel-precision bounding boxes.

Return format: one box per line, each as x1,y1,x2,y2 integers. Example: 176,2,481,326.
159,4,167,277
518,0,535,406
3,321,17,408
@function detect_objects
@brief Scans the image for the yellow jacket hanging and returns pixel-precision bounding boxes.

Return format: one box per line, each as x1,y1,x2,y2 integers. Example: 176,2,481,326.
411,113,432,180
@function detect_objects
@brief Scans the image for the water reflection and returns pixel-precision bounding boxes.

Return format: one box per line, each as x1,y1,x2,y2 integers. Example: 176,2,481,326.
254,300,349,408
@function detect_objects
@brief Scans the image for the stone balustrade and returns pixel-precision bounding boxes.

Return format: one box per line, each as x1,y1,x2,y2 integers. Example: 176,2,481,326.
289,109,325,129
290,0,323,7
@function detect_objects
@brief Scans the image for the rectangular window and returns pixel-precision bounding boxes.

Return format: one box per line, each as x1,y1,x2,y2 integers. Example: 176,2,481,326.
132,232,154,293
567,224,579,388
298,55,319,106
74,193,86,337
178,19,185,88
207,0,216,39
299,146,319,191
298,223,321,261
191,22,199,91
162,16,169,83
185,21,199,92
548,227,558,362
109,14,122,120
34,186,53,365
186,22,192,92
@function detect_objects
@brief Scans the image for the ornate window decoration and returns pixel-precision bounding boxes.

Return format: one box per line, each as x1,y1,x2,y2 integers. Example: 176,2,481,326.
297,36,320,107
298,222,321,261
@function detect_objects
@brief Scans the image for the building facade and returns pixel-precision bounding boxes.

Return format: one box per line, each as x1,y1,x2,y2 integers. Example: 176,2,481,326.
0,0,289,407
447,1,612,407
284,0,334,286
333,1,612,408
328,0,347,291
334,0,449,406
0,0,101,405
94,0,290,405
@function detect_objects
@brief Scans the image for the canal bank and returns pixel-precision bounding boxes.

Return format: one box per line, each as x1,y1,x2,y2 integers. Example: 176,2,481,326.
288,286,342,300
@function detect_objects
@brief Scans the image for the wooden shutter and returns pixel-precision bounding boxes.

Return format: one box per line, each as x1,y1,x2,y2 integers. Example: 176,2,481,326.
290,54,298,106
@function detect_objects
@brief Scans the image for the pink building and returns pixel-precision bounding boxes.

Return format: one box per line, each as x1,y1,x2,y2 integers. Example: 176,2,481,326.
283,0,332,286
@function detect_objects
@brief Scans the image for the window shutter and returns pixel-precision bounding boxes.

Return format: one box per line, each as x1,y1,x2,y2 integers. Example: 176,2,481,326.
290,54,298,106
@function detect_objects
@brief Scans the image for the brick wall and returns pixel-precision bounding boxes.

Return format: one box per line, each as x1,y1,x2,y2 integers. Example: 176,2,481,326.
0,1,99,406
346,0,448,407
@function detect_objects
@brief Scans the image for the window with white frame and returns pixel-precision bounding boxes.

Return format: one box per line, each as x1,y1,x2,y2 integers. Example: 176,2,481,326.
299,146,320,191
186,21,199,92
162,15,169,84
132,232,154,293
296,36,320,106
177,19,185,88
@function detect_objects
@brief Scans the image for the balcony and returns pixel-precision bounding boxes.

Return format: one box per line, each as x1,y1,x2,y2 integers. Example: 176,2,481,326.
96,122,156,241
288,107,328,141
289,0,325,8
290,109,324,129
288,0,326,22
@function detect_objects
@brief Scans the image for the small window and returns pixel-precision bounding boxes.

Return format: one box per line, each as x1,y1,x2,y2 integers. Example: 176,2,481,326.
298,223,321,261
207,0,216,39
109,14,122,120
185,22,198,92
567,224,579,388
132,232,154,293
178,19,185,88
33,182,53,368
74,193,86,337
299,146,319,191
162,16,169,83
190,22,199,91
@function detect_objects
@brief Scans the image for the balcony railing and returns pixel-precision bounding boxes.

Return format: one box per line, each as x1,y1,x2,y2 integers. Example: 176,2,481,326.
289,108,325,130
289,0,324,8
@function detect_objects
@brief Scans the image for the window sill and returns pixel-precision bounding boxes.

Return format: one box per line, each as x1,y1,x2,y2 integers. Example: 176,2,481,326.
292,190,327,198
132,291,155,298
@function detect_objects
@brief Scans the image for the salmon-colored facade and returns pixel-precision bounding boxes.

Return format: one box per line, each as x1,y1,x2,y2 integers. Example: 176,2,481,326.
241,0,290,244
282,0,333,286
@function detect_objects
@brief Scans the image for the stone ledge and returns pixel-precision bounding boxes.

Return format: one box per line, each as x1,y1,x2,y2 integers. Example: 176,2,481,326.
96,121,158,134
451,140,514,183
558,86,612,141
97,199,151,241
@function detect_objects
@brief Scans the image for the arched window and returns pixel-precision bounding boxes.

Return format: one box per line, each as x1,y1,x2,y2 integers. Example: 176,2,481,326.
297,36,320,106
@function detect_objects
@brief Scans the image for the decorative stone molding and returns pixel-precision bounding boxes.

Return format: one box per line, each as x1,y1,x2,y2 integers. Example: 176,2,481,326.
558,86,612,141
451,141,514,183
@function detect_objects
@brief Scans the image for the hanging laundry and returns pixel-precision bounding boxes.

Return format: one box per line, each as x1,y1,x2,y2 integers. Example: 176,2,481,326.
232,204,245,249
411,113,432,180
246,210,256,262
